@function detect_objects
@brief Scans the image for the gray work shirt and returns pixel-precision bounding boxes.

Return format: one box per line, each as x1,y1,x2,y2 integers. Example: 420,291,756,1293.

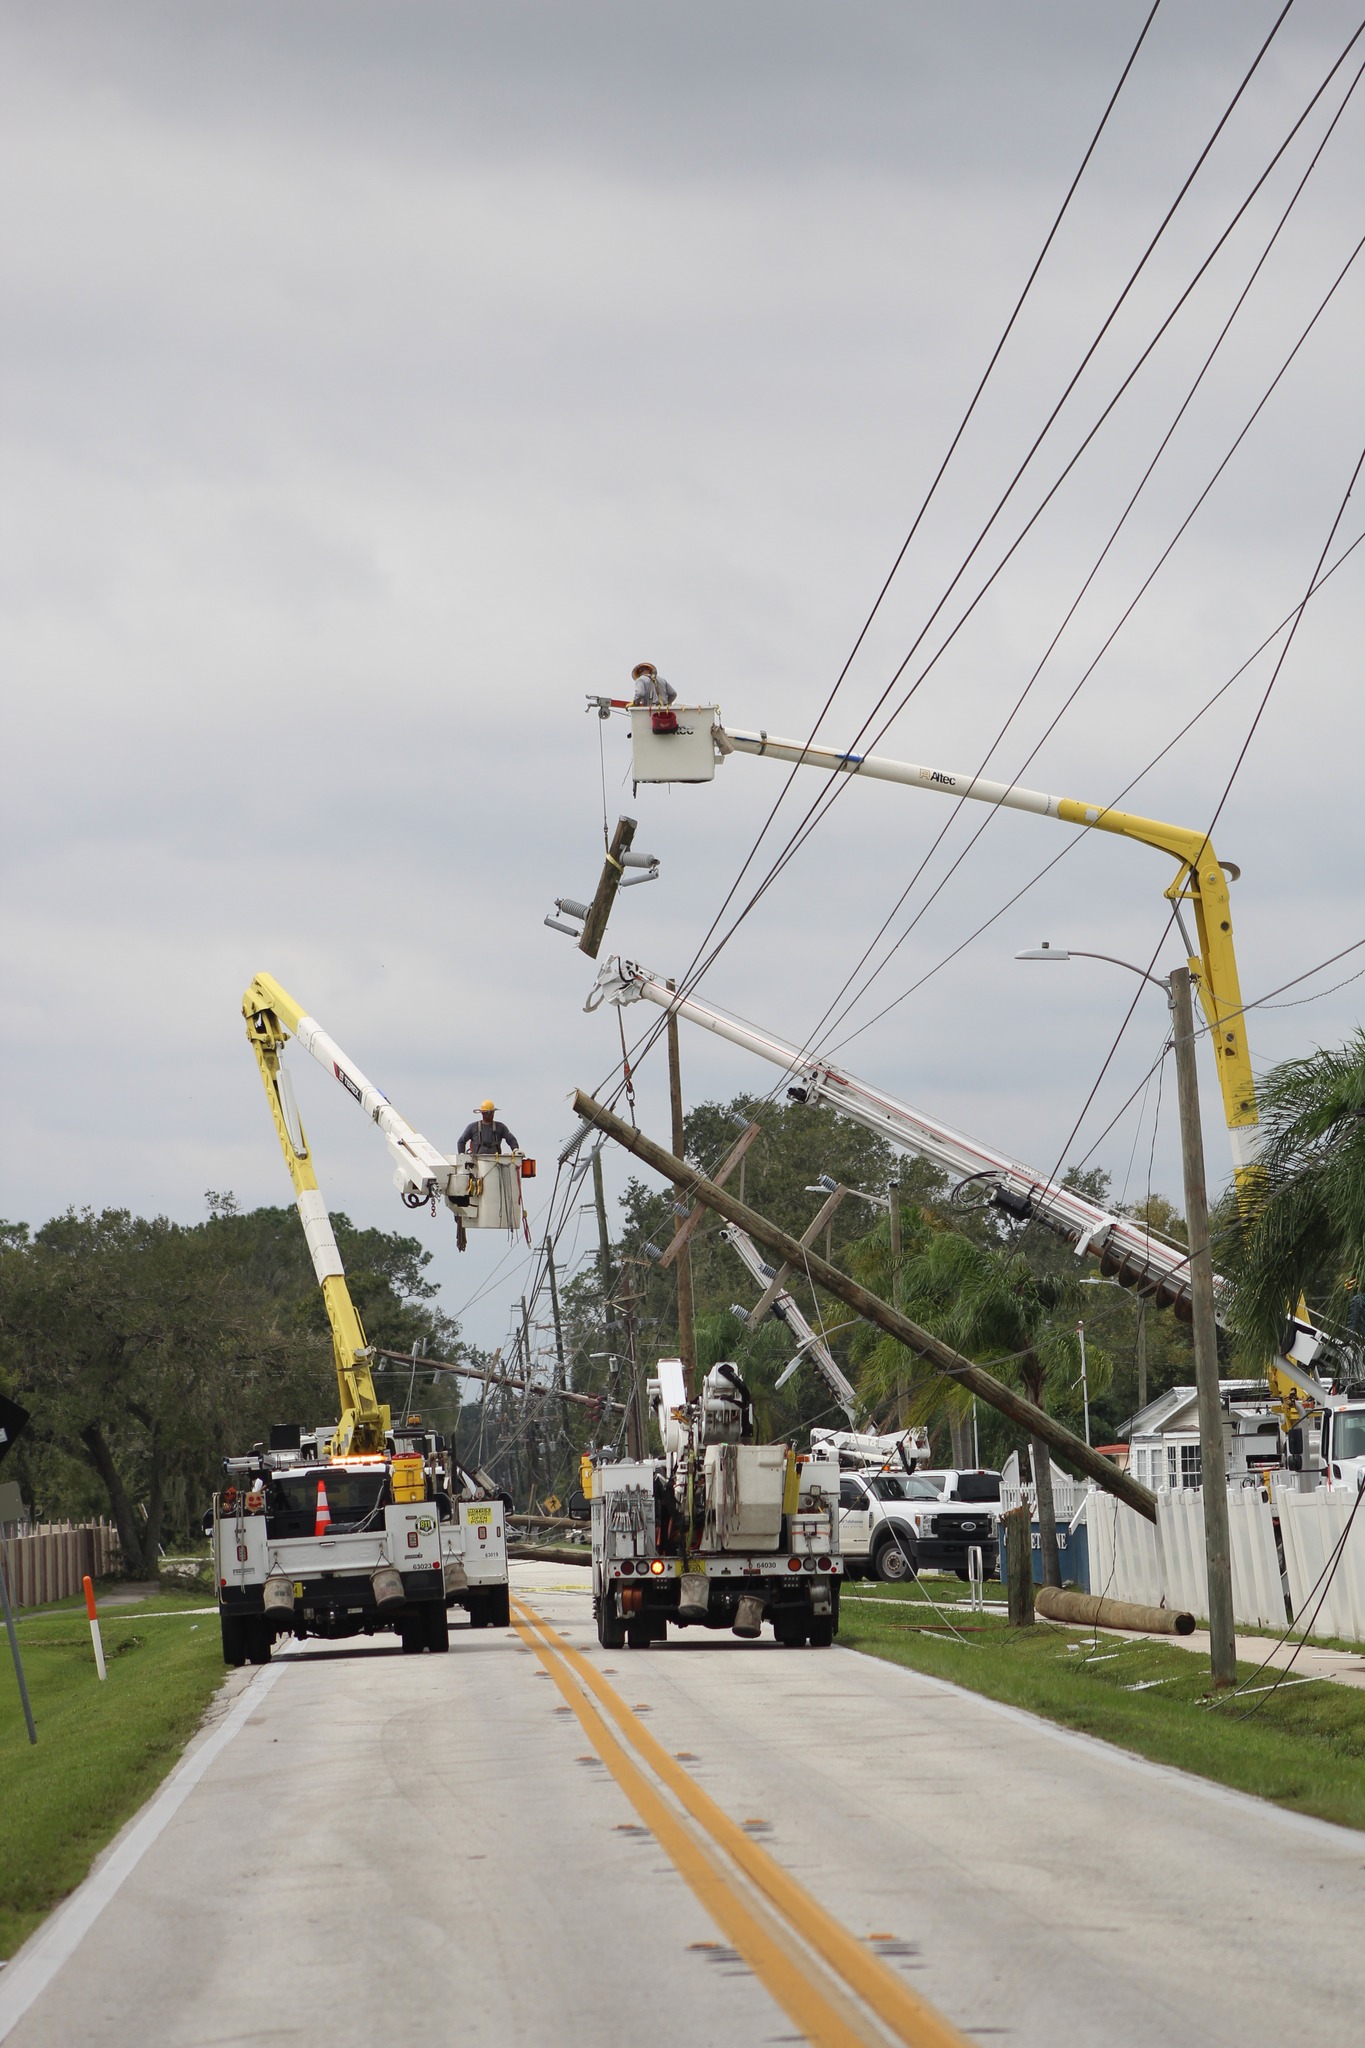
631,674,677,707
458,1119,518,1155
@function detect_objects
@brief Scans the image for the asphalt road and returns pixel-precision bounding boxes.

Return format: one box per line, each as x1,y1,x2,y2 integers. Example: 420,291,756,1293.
2,1562,1362,2048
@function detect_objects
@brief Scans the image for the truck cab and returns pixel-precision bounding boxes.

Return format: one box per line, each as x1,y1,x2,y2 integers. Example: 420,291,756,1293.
838,1467,1000,1583
1318,1406,1365,1493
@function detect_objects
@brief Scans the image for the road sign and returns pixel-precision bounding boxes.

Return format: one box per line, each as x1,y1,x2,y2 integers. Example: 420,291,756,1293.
0,1393,30,1466
541,1494,562,1516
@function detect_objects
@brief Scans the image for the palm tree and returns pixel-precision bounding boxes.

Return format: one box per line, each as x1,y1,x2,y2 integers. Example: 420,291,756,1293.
857,1229,1107,1586
1220,1031,1365,1361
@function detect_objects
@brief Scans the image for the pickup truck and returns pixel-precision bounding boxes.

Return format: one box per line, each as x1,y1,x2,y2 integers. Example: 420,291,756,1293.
838,1468,1000,1582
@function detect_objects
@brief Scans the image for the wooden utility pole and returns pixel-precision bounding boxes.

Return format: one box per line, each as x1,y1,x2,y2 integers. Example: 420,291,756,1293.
1170,966,1237,1689
1003,1504,1035,1627
573,1087,1159,1521
665,982,698,1399
591,1146,620,1441
619,1269,646,1459
578,815,637,959
1136,1298,1148,1413
545,1237,567,1390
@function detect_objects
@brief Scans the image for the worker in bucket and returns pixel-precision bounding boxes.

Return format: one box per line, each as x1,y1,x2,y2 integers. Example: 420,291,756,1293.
457,1101,519,1155
630,661,676,708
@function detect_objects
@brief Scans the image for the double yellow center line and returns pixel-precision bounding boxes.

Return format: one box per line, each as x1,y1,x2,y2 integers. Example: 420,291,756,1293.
512,1596,969,2048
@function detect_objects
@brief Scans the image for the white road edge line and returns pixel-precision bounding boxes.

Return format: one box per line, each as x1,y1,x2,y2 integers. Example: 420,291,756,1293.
0,1659,289,2041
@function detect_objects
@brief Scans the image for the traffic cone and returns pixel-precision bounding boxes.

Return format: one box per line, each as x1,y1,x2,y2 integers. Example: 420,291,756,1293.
315,1479,331,1537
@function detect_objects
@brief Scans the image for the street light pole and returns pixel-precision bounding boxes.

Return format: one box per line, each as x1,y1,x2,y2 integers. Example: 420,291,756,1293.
1019,942,1237,1688
1169,965,1237,1689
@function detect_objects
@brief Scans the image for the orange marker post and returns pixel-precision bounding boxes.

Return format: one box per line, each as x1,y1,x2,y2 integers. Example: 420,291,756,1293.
83,1574,107,1681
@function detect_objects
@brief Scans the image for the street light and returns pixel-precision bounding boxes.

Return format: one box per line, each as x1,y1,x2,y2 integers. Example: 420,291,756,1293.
1016,938,1236,1687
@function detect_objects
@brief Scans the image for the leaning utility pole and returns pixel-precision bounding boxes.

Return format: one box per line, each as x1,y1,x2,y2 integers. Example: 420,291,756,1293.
665,982,699,1399
573,1087,1159,1521
1170,966,1237,1689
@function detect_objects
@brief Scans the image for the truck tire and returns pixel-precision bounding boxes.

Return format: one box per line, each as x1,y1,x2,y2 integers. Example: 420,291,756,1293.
426,1602,451,1653
220,1612,248,1667
773,1614,807,1647
245,1618,273,1665
400,1616,425,1653
626,1616,652,1650
873,1533,916,1583
596,1588,626,1650
467,1595,489,1629
809,1615,835,1648
487,1585,511,1629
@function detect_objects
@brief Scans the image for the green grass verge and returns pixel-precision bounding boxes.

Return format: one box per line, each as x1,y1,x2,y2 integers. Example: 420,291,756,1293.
0,1589,226,1958
840,1580,1365,1832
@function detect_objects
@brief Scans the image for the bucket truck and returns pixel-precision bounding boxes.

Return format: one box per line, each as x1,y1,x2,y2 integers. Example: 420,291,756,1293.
211,975,511,1668
586,695,1342,1430
589,1357,844,1649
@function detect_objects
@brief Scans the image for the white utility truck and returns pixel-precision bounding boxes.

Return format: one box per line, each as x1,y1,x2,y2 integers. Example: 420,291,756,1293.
814,1430,1002,1582
589,1359,843,1648
214,973,513,1665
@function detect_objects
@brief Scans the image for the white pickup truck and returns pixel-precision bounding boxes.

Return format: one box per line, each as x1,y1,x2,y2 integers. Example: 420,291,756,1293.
838,1467,1001,1583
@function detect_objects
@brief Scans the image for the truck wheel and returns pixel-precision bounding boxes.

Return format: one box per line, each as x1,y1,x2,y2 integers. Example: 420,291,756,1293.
467,1595,489,1629
400,1616,424,1654
220,1612,248,1667
773,1614,807,1647
245,1619,273,1665
426,1602,451,1653
488,1585,511,1629
626,1617,652,1650
809,1615,834,1648
873,1535,916,1583
596,1588,626,1650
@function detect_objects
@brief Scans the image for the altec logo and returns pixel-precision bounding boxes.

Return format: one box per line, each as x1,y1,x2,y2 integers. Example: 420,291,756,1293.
922,769,956,787
334,1065,363,1103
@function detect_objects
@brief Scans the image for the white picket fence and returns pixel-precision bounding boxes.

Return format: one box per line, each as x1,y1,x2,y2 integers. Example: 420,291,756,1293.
1277,1491,1365,1640
1077,1485,1365,1638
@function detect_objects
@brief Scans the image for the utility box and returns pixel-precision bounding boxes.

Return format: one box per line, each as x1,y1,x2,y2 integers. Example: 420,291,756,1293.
702,1442,787,1552
629,705,719,784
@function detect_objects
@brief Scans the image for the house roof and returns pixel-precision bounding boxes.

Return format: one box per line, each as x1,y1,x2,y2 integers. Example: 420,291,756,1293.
1120,1380,1269,1440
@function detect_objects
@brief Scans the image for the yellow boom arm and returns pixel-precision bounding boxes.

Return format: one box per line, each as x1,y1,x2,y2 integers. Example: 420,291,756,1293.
243,974,390,1457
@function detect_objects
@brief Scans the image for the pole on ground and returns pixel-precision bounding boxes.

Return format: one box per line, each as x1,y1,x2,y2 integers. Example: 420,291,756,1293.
665,982,698,1400
83,1574,107,1681
1170,965,1237,1690
1003,1504,1034,1627
0,1548,37,1741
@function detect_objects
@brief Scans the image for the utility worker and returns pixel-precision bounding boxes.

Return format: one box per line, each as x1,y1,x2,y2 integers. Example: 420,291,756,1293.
631,661,677,708
457,1100,519,1155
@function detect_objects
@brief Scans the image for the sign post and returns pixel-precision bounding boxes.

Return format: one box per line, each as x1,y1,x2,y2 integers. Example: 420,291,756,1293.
0,1395,37,1741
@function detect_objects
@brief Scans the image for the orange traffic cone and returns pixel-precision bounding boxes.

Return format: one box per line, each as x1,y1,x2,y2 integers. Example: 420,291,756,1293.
315,1479,331,1537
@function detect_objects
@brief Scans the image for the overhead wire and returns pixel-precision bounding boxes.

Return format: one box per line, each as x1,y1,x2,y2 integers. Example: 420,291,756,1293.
1029,421,1365,1202
662,0,1169,991
658,1,1330,1031
806,90,1365,1059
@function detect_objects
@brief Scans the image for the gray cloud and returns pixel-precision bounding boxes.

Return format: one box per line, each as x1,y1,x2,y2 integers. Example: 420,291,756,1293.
2,1,1363,1355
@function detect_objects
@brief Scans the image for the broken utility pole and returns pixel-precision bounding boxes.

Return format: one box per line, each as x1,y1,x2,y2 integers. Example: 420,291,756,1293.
571,1088,1158,1524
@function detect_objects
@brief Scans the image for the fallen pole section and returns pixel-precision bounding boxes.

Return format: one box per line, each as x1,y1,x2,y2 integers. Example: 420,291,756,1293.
1035,1585,1195,1635
372,1345,624,1414
572,1089,1159,1524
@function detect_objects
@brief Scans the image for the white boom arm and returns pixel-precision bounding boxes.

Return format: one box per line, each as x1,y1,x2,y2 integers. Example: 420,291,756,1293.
589,955,1202,1317
719,1222,860,1422
245,972,528,1239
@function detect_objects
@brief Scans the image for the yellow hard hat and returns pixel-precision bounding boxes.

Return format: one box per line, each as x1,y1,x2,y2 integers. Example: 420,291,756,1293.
480,1100,496,1114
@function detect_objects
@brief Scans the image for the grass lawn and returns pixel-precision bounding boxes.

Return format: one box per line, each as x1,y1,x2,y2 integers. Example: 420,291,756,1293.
840,1579,1365,1832
0,1587,227,1959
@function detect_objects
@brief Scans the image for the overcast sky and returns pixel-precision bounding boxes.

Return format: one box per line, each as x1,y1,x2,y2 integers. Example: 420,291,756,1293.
3,2,1363,1362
